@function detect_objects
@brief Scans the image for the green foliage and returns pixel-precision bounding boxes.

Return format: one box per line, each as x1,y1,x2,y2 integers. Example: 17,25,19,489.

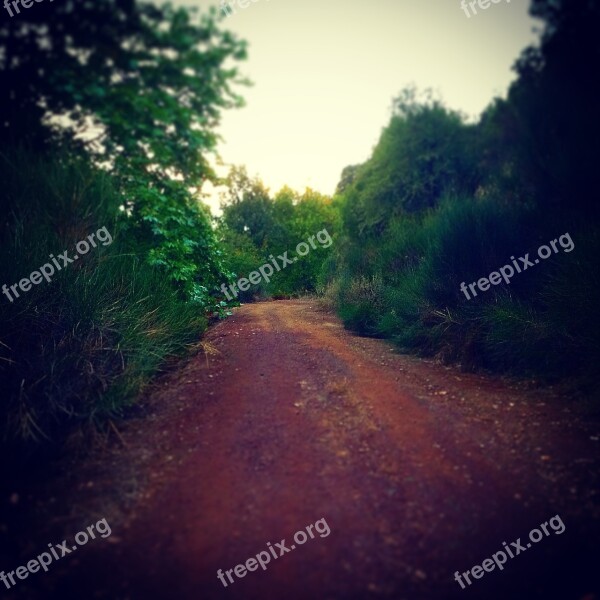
484,0,600,214
329,2,600,388
218,168,340,299
129,179,233,309
0,1,247,175
332,194,599,381
340,90,479,237
218,227,268,301
0,1,247,312
220,166,276,248
331,83,598,383
0,2,250,451
0,149,207,447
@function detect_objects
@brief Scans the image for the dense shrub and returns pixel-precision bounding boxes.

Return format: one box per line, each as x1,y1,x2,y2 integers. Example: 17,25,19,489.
331,194,599,382
0,149,209,450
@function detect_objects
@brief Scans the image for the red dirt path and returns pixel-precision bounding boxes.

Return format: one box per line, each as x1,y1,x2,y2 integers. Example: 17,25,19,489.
10,300,600,600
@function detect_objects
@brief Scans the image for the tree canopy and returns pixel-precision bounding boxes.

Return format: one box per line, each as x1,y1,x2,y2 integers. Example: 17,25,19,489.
1,1,249,306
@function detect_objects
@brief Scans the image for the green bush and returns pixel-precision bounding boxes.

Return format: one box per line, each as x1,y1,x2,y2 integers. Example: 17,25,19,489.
331,193,599,383
218,174,340,301
0,149,208,448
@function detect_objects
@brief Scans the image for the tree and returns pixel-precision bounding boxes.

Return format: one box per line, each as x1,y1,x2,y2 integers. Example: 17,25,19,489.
0,1,246,182
0,1,249,307
220,166,274,248
338,90,479,236
335,165,360,195
497,0,600,212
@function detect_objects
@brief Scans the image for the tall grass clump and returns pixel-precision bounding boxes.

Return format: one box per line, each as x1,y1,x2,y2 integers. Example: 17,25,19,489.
332,195,599,384
0,148,208,459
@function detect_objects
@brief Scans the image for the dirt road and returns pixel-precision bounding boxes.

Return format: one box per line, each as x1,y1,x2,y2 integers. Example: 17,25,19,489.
15,300,600,599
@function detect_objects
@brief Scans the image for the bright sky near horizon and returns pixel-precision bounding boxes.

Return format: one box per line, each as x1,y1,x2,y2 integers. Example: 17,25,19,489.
167,0,540,212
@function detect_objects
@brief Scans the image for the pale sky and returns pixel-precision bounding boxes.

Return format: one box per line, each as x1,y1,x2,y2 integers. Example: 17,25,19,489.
168,0,540,212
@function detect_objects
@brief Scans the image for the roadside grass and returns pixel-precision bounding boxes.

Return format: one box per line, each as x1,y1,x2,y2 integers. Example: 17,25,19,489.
0,148,207,462
330,197,600,388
